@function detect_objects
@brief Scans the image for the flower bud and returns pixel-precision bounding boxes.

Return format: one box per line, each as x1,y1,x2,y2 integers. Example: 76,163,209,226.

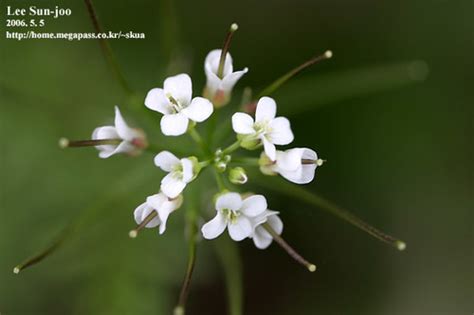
237,134,261,150
229,167,248,185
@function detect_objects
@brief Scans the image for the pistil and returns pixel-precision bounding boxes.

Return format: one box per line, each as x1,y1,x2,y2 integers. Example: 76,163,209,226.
59,137,122,148
129,211,158,238
217,23,239,78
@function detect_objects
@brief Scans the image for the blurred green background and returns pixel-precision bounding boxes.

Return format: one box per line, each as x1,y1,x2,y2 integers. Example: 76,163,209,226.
1,0,472,314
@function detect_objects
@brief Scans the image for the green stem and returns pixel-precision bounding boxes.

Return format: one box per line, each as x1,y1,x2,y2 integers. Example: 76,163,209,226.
257,50,332,98
213,168,226,191
174,206,198,315
254,176,406,251
189,127,209,155
222,140,241,155
231,157,259,166
83,0,133,95
213,236,243,315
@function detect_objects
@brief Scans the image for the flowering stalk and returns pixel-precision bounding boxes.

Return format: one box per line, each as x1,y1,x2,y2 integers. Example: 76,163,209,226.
83,0,132,94
174,205,198,315
257,50,333,99
13,226,72,274
262,222,316,272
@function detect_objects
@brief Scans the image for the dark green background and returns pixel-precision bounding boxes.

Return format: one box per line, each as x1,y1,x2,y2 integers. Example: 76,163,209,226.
1,0,472,314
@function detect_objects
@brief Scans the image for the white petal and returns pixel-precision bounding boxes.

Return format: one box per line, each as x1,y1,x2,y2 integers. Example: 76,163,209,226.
92,126,119,157
146,193,167,210
301,148,318,161
154,151,180,172
181,158,194,183
268,117,294,145
114,106,136,140
232,113,255,134
216,192,242,211
221,68,248,93
201,212,227,239
157,206,173,234
144,88,172,114
205,49,233,76
280,165,316,184
252,226,273,249
204,68,221,97
241,195,267,217
160,113,189,136
161,173,186,198
228,216,252,241
134,202,161,228
163,73,192,106
255,97,277,122
267,212,284,235
182,97,213,122
276,149,303,172
262,137,276,161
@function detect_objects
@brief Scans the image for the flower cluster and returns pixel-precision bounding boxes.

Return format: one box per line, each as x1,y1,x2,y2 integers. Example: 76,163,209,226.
60,24,326,276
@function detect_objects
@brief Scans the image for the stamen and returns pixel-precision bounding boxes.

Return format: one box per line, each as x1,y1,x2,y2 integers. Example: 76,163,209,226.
217,23,239,78
59,137,122,148
129,210,158,238
258,50,333,98
263,223,317,272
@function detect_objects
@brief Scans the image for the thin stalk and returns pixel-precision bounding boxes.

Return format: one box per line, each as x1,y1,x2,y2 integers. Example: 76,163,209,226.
174,207,198,315
189,127,209,155
255,176,406,251
222,140,241,155
83,0,132,94
213,168,226,191
217,23,239,78
128,211,158,238
231,157,260,166
263,223,316,272
13,226,72,274
257,50,332,98
58,138,121,148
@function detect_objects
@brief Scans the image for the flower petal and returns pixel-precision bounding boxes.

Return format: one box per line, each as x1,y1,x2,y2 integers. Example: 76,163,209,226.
205,49,233,77
276,149,303,172
252,226,273,249
160,113,189,136
154,151,180,172
267,212,284,235
164,73,192,106
134,202,161,228
262,137,276,161
216,192,242,211
228,216,252,241
181,158,194,183
221,68,248,93
241,195,267,217
92,126,119,157
232,113,254,134
255,97,277,122
161,173,186,198
114,106,136,140
182,97,214,122
268,117,294,145
201,212,227,239
144,88,172,114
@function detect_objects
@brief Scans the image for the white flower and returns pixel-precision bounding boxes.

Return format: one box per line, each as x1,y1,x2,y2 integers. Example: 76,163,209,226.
145,73,214,136
232,97,294,161
154,151,198,198
260,148,321,184
92,106,147,159
250,210,283,249
133,193,183,235
202,192,267,241
203,49,248,106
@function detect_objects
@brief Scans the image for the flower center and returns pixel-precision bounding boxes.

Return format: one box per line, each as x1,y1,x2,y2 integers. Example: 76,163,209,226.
171,164,184,180
167,93,184,113
253,121,270,135
221,208,240,224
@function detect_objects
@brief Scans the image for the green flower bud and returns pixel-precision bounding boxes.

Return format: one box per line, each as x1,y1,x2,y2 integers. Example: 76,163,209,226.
229,167,248,185
237,133,261,150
